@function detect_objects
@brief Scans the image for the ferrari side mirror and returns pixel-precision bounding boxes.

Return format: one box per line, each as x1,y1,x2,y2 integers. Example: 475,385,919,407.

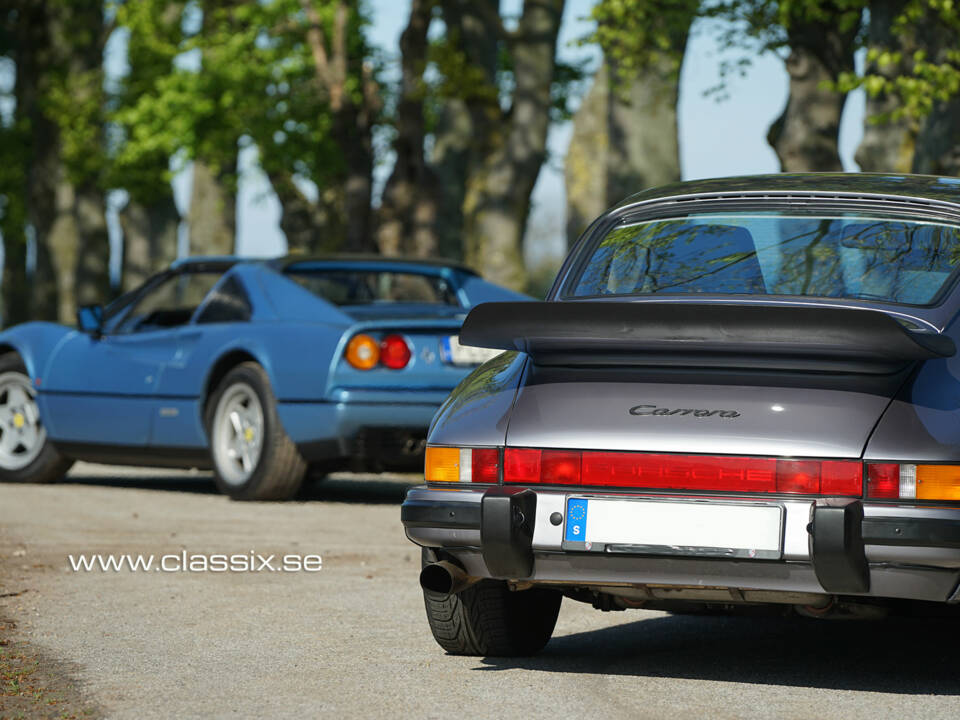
76,304,104,337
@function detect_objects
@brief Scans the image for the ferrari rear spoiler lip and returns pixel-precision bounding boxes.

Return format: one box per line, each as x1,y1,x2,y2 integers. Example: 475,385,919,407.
458,301,956,373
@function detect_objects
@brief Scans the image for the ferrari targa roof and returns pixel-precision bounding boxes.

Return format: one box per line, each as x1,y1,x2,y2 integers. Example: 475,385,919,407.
272,254,479,276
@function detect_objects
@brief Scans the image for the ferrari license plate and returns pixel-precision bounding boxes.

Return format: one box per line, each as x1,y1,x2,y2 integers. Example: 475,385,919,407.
441,335,502,366
562,497,783,559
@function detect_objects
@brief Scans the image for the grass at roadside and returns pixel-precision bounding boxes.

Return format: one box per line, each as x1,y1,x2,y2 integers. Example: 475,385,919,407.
0,616,98,720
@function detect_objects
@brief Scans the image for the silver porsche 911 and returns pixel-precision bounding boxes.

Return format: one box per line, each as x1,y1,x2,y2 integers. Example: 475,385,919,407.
401,173,960,656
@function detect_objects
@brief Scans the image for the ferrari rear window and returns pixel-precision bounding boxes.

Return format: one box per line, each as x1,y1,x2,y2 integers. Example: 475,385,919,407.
567,213,960,305
288,270,459,306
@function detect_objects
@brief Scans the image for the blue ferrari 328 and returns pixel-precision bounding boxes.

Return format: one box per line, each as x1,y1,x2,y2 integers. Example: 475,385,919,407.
0,255,525,499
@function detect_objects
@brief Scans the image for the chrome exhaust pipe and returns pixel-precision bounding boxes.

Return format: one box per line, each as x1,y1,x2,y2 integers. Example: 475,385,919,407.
419,561,477,595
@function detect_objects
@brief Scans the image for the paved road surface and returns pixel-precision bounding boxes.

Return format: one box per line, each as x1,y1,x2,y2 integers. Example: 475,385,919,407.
0,463,957,718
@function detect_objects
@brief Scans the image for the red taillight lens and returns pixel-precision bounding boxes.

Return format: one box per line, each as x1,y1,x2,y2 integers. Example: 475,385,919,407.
820,460,864,495
504,448,540,483
471,448,499,483
867,463,901,498
776,460,820,494
580,452,776,492
505,448,862,496
541,450,581,485
380,334,411,369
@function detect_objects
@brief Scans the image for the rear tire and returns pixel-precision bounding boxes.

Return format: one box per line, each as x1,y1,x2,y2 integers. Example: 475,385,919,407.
421,550,561,656
0,355,73,484
206,362,306,500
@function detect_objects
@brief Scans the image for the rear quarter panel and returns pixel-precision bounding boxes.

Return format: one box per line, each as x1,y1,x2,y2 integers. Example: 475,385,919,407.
865,315,960,461
427,351,527,447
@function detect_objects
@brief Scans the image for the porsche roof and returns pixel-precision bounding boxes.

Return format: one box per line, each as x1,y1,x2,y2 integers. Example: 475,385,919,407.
614,173,960,210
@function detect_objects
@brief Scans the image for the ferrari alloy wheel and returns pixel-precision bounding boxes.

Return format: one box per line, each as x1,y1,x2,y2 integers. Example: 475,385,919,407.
212,382,264,485
0,371,45,470
206,362,306,500
0,355,73,483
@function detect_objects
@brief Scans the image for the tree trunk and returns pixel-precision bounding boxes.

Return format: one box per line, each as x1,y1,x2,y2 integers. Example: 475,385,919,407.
14,0,110,323
376,0,440,258
768,7,862,172
461,0,565,291
855,0,915,172
74,183,111,308
334,109,376,254
120,193,180,292
910,10,960,177
566,52,686,247
269,170,343,254
1,218,29,327
426,0,501,261
188,159,236,256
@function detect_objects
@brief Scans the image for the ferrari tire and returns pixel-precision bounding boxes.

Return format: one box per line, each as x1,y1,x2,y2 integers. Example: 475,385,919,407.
206,362,306,500
0,355,73,483
421,550,561,657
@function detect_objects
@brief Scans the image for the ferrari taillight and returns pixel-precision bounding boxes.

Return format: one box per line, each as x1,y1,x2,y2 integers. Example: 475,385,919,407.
380,334,411,369
345,333,411,370
867,462,960,501
425,446,499,483
345,334,379,370
501,448,863,496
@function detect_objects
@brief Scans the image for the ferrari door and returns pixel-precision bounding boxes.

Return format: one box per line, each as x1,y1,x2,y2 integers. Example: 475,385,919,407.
39,270,224,447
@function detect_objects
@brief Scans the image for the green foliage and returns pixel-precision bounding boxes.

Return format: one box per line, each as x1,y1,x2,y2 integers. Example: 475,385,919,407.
836,1,960,120
109,0,378,195
587,0,700,88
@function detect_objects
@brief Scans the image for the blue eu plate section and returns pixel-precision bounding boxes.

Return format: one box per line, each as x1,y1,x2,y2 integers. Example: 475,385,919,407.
565,498,588,542
439,336,454,363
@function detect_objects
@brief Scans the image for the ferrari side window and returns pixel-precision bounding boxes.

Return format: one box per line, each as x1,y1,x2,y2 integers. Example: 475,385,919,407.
195,277,252,324
112,271,224,334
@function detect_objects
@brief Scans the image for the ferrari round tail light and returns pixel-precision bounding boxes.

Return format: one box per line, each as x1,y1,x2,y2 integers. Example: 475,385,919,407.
380,334,411,369
345,334,379,370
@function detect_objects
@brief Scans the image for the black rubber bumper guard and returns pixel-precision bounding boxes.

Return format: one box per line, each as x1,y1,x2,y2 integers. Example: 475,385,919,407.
811,499,960,593
402,491,960,588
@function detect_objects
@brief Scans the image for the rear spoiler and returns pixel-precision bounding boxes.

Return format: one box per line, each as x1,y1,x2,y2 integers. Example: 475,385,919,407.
458,302,956,373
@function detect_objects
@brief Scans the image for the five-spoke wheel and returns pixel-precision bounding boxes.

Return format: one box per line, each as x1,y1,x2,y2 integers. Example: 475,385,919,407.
206,362,306,500
0,355,72,483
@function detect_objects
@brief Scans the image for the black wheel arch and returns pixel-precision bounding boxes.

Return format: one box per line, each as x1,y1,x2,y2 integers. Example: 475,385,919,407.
202,349,262,418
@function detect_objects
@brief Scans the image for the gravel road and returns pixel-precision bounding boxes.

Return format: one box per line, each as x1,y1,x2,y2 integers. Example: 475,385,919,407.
0,463,958,719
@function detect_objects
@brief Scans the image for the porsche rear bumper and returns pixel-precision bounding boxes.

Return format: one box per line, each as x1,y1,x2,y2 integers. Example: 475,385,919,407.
401,485,960,604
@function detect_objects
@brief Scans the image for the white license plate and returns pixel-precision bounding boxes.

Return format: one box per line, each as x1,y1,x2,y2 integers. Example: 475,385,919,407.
563,497,783,559
441,335,502,366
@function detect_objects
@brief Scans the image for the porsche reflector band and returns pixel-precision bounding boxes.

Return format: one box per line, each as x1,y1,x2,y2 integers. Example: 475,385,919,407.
426,445,863,496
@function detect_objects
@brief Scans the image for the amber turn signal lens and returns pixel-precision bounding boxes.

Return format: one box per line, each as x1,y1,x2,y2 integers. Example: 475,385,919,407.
345,334,380,370
425,447,460,482
916,465,960,501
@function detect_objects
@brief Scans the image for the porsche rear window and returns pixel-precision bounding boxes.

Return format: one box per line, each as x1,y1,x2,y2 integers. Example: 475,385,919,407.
567,213,960,305
288,270,459,306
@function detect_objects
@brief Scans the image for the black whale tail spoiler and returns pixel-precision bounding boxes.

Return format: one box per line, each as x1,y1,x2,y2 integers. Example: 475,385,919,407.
458,302,956,374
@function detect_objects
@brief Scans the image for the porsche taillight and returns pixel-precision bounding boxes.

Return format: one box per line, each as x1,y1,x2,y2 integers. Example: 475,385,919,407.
867,462,960,501
425,446,499,484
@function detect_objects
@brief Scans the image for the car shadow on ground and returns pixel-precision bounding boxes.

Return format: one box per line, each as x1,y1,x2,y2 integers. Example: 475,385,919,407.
65,472,415,505
477,612,959,695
